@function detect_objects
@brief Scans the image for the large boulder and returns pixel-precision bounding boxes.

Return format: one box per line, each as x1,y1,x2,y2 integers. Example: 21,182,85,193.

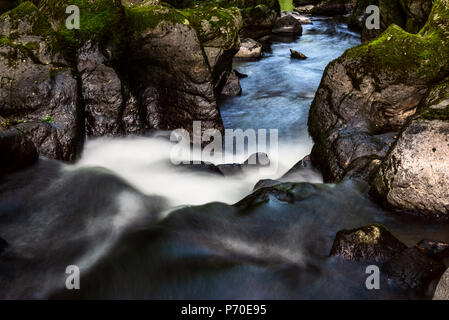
329,224,407,263
0,2,81,161
382,247,446,293
272,14,303,36
372,101,449,219
125,4,226,136
349,0,435,42
308,0,449,183
235,38,262,59
0,117,38,175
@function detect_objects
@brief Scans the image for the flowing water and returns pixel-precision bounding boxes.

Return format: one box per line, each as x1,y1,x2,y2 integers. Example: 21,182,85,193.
0,17,448,300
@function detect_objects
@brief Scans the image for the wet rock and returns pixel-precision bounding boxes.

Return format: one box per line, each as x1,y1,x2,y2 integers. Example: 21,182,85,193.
294,5,314,14
0,118,38,175
127,4,225,136
433,269,449,300
330,224,407,263
290,49,307,60
286,11,312,24
382,247,446,293
243,152,270,167
257,35,272,52
416,240,449,260
253,179,282,190
216,163,243,176
235,38,262,59
220,71,242,97
272,14,303,36
77,41,124,137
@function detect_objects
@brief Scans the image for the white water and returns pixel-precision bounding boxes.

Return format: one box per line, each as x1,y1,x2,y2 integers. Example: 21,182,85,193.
75,135,321,206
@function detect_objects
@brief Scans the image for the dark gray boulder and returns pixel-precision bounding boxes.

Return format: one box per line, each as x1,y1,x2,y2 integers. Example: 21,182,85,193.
330,224,407,263
382,247,446,293
416,240,449,260
272,14,303,36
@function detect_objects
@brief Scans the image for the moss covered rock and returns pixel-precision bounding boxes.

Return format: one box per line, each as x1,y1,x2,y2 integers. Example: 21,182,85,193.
308,0,449,183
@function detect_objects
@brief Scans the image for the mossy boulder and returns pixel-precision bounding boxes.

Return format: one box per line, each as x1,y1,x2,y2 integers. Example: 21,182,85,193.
308,0,449,183
0,2,81,161
330,224,407,262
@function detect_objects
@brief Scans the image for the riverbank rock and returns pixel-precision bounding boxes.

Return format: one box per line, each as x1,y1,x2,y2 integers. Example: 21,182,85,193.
239,0,279,39
308,0,449,183
3,0,278,161
433,269,449,300
0,118,38,175
330,224,407,262
382,247,446,293
290,49,307,60
235,38,263,59
349,0,435,42
372,113,449,219
272,14,303,36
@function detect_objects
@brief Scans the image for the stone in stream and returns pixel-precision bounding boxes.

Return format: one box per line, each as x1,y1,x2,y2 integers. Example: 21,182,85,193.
290,49,307,60
272,15,303,36
235,38,263,59
382,247,447,293
330,224,407,263
433,269,449,300
220,71,242,97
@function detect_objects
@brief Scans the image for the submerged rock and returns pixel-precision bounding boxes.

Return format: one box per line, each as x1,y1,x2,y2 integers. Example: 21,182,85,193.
290,49,307,60
235,38,262,59
330,224,407,263
382,247,446,293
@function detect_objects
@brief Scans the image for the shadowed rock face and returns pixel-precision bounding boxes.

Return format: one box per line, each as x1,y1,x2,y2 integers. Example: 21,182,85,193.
1,0,279,161
0,117,38,175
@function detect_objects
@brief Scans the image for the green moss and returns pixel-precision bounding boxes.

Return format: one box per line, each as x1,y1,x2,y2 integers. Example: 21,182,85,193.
1,1,53,37
179,4,241,46
39,0,125,50
345,21,449,83
126,4,188,33
0,36,40,67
